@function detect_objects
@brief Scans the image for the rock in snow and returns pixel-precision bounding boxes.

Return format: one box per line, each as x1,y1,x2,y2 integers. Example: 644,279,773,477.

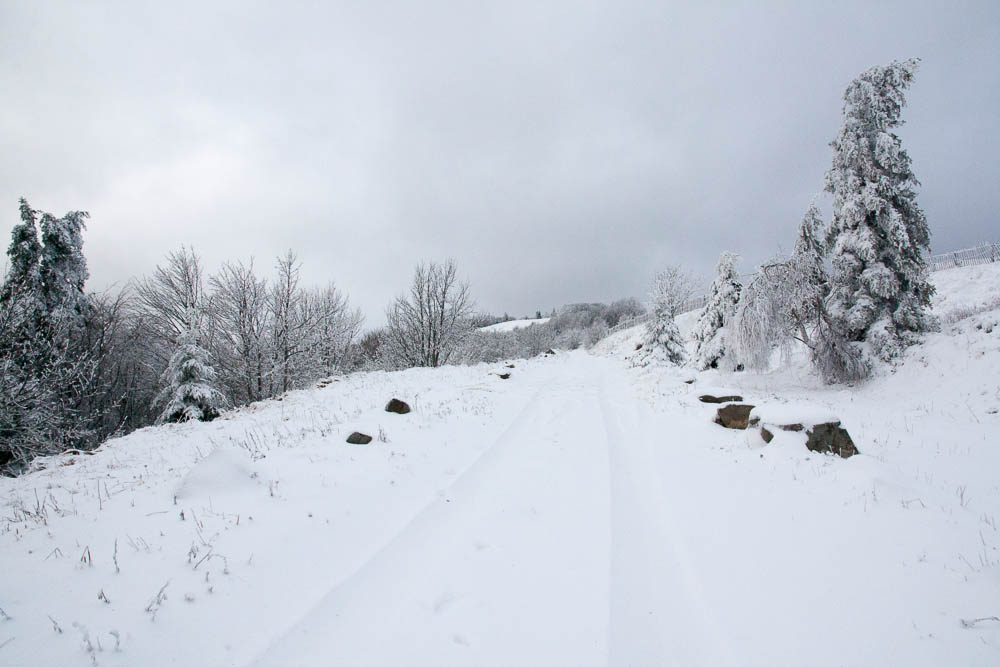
714,404,756,429
805,422,859,458
385,398,411,414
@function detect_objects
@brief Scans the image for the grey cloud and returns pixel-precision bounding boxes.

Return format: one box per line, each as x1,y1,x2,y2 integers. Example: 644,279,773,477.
1,0,997,324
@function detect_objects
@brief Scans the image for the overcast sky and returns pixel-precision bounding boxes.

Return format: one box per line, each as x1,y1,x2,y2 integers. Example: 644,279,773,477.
1,1,997,325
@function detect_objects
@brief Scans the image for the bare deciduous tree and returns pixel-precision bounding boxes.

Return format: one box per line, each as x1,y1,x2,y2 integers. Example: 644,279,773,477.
134,246,207,351
210,259,270,403
383,260,474,368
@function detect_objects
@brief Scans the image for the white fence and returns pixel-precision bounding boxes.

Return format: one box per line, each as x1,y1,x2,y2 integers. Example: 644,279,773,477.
602,242,998,341
606,312,652,336
605,293,708,336
930,242,999,272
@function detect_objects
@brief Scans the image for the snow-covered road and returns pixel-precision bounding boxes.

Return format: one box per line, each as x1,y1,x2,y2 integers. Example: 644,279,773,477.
251,354,741,666
251,350,1000,667
254,359,623,665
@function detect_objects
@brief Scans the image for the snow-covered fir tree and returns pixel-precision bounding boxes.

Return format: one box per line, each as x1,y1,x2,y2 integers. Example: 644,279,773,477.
1,201,101,466
156,322,226,424
631,272,687,367
38,209,90,332
1,199,43,308
825,58,934,362
692,251,741,369
1,200,45,358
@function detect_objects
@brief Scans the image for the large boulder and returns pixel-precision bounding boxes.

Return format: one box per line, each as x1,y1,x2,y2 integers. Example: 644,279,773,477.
715,404,756,429
385,398,411,414
346,432,373,445
750,404,859,458
805,423,859,458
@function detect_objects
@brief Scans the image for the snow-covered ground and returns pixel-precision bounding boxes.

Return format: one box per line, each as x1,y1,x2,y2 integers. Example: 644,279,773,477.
2,263,1000,666
479,317,550,333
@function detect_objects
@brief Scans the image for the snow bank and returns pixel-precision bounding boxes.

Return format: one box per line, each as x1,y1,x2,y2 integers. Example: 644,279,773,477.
749,402,840,427
591,307,703,360
931,262,1000,322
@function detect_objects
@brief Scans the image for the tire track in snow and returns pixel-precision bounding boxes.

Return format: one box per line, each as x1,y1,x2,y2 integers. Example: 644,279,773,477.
248,363,613,666
599,363,735,667
241,384,546,663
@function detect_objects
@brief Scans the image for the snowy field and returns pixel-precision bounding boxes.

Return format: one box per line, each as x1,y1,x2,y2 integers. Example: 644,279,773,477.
479,317,550,333
2,264,999,666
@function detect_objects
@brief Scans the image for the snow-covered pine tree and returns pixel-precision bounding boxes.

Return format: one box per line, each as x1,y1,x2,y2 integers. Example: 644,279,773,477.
631,272,687,367
825,58,934,362
692,251,741,369
156,323,226,424
1,201,101,466
1,200,45,360
1,199,43,307
38,209,90,333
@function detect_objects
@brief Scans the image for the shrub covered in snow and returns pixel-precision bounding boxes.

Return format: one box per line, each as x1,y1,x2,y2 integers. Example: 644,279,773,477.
733,204,868,383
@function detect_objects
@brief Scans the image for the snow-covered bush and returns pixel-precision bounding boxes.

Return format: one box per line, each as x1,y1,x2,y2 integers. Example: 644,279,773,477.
606,297,647,327
733,204,868,383
825,58,935,362
692,252,741,369
451,319,557,365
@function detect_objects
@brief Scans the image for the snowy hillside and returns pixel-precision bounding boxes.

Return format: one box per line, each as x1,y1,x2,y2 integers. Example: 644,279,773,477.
2,263,1000,666
479,317,550,333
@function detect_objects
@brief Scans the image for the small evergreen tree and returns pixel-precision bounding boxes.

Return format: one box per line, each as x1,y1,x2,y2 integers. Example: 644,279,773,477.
631,272,687,367
825,58,934,362
156,323,225,424
692,251,741,369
